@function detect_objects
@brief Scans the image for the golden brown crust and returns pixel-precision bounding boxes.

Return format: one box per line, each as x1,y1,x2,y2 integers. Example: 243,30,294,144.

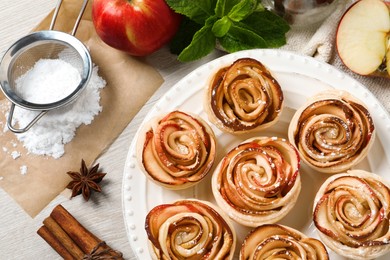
313,170,390,259
145,199,236,260
136,110,216,190
288,89,375,174
240,224,329,260
212,136,301,227
204,58,283,134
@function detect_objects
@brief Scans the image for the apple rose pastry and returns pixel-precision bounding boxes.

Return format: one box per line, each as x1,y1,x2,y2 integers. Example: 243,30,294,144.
212,136,301,227
145,199,236,260
240,224,329,260
288,90,375,174
205,57,283,134
313,170,390,259
136,110,216,189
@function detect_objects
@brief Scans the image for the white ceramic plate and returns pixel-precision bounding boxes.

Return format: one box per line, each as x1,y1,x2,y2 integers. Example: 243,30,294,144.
122,49,390,259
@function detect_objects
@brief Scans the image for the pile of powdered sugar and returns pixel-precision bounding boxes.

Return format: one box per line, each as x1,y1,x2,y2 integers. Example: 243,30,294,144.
15,59,81,104
11,56,106,159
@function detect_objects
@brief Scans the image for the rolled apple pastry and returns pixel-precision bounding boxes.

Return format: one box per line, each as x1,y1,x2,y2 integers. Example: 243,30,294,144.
288,90,375,174
240,224,329,260
212,136,301,227
313,170,390,259
204,57,283,134
136,110,216,189
145,199,236,260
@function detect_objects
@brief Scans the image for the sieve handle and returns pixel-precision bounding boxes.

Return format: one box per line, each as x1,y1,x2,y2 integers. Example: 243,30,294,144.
49,0,89,36
7,104,47,134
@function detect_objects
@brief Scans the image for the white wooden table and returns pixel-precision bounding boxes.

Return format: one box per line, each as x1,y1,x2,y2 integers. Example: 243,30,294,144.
1,0,389,259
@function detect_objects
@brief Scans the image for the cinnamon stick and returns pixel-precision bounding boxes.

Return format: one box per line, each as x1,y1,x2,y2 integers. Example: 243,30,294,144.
50,204,100,254
38,204,123,259
37,225,74,260
43,216,84,259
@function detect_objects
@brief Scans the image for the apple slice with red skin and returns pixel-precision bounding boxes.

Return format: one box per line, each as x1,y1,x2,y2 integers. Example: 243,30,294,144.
336,0,390,78
313,175,389,246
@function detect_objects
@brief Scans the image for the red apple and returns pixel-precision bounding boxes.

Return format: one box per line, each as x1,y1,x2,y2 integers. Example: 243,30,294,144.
336,0,390,78
92,0,182,56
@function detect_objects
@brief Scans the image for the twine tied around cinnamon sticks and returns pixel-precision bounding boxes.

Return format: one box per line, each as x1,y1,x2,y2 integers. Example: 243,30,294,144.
37,204,123,260
83,241,123,260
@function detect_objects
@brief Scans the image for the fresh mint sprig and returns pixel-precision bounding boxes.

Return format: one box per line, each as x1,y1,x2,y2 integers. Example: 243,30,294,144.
166,0,290,62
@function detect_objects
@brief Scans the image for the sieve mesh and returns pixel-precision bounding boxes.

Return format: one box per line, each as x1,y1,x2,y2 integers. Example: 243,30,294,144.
0,30,92,111
8,41,84,99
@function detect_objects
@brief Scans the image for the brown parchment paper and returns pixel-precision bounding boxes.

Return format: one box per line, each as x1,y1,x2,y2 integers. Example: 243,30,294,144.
0,0,163,217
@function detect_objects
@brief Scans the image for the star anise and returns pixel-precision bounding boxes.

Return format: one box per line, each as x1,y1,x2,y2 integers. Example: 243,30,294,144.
66,159,106,201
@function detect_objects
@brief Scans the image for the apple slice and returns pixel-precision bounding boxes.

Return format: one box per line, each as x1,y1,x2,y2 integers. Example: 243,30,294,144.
336,0,390,77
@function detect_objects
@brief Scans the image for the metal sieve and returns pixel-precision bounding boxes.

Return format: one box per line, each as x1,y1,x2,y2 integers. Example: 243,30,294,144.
0,0,91,133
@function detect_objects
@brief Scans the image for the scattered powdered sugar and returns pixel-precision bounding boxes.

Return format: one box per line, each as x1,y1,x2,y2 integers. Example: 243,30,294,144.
2,124,8,133
15,59,81,104
11,150,21,159
20,165,28,175
12,57,106,159
1,114,8,133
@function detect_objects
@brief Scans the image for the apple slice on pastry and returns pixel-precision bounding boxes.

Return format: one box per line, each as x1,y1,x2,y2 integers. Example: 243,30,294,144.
145,199,236,260
288,90,375,174
212,136,301,227
240,224,329,260
136,110,216,190
313,170,390,259
204,58,283,134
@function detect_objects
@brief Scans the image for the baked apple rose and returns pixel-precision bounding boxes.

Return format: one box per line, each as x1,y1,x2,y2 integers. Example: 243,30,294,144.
145,199,236,260
212,137,301,227
313,170,390,259
204,57,283,134
240,224,329,260
288,90,375,174
136,110,216,189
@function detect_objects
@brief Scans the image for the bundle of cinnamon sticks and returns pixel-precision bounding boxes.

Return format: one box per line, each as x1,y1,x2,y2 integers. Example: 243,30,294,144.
37,204,123,259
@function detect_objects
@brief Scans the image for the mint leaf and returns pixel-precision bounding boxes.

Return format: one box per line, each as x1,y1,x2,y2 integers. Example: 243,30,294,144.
253,2,265,12
228,0,258,22
241,10,290,47
214,0,241,17
178,17,217,62
167,0,289,62
219,23,267,53
212,16,232,37
170,17,203,55
165,0,218,24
